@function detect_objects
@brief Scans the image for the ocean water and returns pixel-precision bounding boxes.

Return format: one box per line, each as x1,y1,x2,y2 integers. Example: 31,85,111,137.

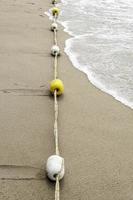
57,0,133,109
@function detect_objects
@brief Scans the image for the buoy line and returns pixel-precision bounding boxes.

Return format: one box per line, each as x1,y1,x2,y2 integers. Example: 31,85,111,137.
46,1,65,200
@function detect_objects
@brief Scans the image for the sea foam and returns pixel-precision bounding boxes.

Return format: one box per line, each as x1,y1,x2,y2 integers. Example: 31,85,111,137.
57,0,133,109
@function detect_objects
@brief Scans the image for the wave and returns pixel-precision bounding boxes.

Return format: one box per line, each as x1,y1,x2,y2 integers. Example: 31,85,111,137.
57,0,133,109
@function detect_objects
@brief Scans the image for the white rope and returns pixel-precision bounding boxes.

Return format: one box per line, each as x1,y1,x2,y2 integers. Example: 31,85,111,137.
53,10,61,200
54,29,60,198
54,89,60,156
54,53,58,79
54,54,60,200
54,29,58,45
55,176,60,200
53,13,58,23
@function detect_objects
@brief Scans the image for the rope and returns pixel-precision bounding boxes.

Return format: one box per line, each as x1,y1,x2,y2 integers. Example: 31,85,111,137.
54,29,58,45
54,89,60,156
54,30,60,200
54,53,58,79
52,5,61,200
53,14,58,23
55,176,60,200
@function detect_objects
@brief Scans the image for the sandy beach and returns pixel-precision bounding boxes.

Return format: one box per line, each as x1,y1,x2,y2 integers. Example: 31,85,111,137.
0,0,133,199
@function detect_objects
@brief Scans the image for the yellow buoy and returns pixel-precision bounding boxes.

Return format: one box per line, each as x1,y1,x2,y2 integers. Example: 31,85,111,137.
50,79,64,96
52,7,60,16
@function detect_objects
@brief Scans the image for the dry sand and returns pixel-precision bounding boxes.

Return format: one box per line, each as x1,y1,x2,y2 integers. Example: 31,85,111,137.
0,0,133,199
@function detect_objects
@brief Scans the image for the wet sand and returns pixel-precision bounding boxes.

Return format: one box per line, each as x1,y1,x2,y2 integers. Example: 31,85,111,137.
0,0,133,199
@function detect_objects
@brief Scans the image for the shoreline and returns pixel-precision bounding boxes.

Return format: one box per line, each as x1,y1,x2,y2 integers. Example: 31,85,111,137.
57,0,133,110
64,37,133,110
57,23,133,111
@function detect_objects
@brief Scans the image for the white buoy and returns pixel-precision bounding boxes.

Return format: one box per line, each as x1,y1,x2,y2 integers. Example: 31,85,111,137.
46,155,65,181
52,0,57,4
51,45,60,56
51,23,58,31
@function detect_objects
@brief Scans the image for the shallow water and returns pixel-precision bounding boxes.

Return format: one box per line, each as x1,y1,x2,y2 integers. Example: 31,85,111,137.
58,0,133,109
